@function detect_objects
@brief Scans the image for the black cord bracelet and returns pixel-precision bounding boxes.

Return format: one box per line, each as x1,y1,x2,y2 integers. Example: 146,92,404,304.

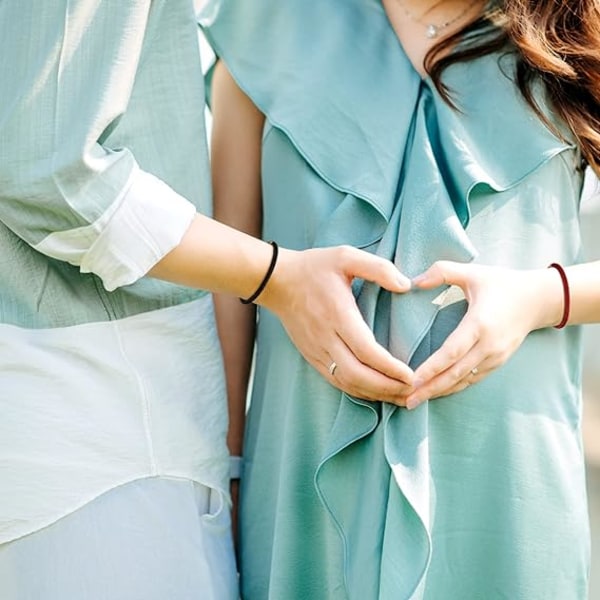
240,241,279,305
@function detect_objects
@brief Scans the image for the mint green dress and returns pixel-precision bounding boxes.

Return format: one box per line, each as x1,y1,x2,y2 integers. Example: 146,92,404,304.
203,1,590,597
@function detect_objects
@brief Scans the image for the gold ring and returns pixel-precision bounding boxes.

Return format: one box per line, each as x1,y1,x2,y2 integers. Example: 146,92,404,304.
471,367,479,376
328,361,338,377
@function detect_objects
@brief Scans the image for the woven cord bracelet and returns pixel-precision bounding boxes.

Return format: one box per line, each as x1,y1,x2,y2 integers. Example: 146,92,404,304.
548,262,570,329
240,241,279,305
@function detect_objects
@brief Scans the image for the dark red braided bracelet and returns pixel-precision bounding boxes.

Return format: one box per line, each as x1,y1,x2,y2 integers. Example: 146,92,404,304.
548,263,571,329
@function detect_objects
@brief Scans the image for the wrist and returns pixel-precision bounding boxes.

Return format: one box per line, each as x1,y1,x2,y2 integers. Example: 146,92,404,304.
254,247,297,312
240,241,279,304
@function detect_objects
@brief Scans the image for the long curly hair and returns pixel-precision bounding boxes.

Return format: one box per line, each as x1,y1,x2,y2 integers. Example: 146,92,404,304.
427,0,600,174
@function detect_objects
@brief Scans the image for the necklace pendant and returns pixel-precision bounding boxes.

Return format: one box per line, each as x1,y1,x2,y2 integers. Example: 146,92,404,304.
426,24,439,39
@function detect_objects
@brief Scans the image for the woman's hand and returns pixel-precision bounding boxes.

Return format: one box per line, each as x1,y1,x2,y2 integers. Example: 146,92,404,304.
259,245,415,404
405,261,564,409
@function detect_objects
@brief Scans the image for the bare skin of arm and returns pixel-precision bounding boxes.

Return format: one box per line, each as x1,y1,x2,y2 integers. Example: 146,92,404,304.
210,60,264,460
209,60,265,542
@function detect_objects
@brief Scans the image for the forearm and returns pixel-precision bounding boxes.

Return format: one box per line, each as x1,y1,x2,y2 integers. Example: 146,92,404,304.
205,57,264,457
148,213,276,299
214,294,255,456
563,260,600,325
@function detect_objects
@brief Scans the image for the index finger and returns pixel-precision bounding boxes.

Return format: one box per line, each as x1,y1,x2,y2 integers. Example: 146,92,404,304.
324,338,414,403
413,315,479,385
335,305,414,385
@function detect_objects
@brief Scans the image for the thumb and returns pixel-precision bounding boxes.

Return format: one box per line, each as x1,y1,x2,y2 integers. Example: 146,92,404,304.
341,247,411,293
411,260,468,290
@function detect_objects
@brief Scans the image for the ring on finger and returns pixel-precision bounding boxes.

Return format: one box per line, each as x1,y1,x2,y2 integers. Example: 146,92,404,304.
328,361,338,377
470,366,479,376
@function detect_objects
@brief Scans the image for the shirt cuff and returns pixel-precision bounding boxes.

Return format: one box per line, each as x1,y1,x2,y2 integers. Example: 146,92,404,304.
83,169,197,291
35,167,197,291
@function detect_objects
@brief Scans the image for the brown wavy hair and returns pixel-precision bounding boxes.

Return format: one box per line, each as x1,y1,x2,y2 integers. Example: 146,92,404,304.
426,0,600,174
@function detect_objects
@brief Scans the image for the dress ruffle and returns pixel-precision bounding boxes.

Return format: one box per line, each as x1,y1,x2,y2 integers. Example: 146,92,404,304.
201,0,570,241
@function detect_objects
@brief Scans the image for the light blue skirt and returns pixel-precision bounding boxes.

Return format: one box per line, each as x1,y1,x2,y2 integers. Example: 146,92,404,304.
0,478,238,599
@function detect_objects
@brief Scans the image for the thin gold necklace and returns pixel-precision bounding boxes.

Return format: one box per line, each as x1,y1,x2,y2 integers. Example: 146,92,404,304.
396,0,482,39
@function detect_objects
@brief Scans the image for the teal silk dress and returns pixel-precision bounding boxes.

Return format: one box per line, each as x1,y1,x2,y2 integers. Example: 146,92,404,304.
203,1,590,598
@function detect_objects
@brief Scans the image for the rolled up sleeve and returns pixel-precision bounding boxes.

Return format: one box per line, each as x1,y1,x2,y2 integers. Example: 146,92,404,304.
0,0,197,291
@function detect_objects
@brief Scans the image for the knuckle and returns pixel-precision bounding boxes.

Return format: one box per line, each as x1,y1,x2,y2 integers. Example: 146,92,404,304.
484,339,505,357
445,347,462,362
373,262,388,281
368,379,401,403
350,343,370,363
381,388,405,405
450,366,463,381
390,397,407,407
487,352,506,369
383,382,401,398
474,318,495,339
335,370,348,386
337,244,356,263
432,260,449,277
484,349,500,362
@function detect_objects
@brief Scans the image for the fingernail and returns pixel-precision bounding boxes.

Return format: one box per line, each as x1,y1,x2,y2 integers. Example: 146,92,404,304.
413,378,424,388
397,274,411,288
411,274,426,286
406,396,421,410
